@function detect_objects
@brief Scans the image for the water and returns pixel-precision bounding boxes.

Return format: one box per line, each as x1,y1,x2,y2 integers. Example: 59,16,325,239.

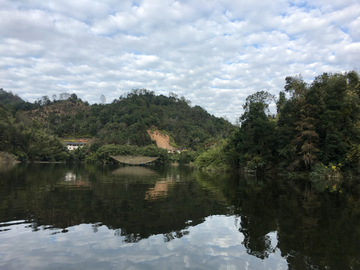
0,163,359,269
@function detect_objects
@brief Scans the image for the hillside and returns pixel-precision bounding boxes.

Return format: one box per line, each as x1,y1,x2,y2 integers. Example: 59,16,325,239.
147,127,175,152
0,88,234,162
27,101,89,123
0,103,69,162
24,89,234,150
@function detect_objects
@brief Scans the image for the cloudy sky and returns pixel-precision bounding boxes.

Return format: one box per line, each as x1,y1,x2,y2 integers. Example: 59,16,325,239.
1,0,359,122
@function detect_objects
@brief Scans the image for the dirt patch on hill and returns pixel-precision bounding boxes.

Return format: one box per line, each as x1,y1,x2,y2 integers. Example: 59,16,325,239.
26,101,89,123
147,127,175,152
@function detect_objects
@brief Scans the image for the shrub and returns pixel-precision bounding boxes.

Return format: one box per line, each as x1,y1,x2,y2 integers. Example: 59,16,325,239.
194,140,230,171
0,151,16,163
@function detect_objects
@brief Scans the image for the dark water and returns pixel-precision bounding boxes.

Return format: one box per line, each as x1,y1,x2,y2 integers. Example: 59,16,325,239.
0,164,360,270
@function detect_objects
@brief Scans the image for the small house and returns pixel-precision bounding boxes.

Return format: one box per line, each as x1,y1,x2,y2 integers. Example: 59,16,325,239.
65,142,86,151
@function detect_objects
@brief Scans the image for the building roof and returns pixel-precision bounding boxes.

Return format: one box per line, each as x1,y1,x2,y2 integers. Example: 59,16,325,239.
64,142,86,145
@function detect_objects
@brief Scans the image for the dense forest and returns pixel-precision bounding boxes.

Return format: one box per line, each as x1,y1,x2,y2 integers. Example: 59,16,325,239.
1,71,360,180
196,71,360,179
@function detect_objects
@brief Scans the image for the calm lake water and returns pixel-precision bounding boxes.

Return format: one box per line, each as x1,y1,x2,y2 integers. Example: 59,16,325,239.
0,163,360,270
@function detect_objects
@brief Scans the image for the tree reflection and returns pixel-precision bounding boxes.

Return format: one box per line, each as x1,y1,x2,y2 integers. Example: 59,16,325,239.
233,176,360,269
163,230,190,242
240,216,276,260
0,164,228,244
1,164,360,269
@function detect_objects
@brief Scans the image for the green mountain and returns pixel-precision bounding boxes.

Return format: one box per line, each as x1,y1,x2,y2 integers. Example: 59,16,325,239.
27,89,234,150
0,88,234,162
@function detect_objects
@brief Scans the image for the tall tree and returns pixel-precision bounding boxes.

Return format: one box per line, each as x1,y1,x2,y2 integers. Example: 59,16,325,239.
236,91,276,171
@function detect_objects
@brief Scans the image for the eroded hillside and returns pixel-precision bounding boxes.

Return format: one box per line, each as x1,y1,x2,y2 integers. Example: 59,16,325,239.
147,127,175,152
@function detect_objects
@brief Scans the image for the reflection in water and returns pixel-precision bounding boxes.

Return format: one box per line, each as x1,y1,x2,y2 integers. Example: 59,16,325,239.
240,216,277,260
64,172,78,181
0,164,359,269
0,217,286,270
61,171,91,188
0,162,16,172
112,166,159,177
145,180,174,200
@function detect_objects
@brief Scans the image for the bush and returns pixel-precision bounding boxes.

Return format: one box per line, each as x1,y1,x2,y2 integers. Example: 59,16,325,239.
0,151,16,163
310,163,343,183
179,150,196,164
309,163,329,183
194,140,230,171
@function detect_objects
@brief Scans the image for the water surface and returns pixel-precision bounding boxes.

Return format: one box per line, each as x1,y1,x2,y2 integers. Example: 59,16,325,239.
0,164,359,269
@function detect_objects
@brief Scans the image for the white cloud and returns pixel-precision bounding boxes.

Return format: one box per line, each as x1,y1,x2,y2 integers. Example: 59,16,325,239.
0,0,359,122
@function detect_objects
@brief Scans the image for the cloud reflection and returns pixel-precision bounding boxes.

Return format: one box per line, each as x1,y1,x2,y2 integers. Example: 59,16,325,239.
0,216,287,269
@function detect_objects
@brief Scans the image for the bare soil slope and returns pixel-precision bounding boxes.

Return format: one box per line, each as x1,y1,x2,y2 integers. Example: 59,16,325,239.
147,127,175,152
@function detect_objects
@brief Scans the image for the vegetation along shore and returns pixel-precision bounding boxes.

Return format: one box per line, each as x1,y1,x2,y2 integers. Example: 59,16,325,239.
1,71,360,184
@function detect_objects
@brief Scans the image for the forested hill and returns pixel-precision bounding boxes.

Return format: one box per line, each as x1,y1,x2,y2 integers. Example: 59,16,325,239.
0,88,35,111
1,89,234,151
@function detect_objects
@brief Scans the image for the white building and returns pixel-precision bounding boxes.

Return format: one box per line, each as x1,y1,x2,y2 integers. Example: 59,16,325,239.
65,142,85,151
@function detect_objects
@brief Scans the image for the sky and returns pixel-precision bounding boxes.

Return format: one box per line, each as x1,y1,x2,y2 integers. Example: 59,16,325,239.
1,0,360,122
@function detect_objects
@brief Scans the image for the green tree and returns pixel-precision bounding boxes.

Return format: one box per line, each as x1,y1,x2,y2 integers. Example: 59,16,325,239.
235,91,276,171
